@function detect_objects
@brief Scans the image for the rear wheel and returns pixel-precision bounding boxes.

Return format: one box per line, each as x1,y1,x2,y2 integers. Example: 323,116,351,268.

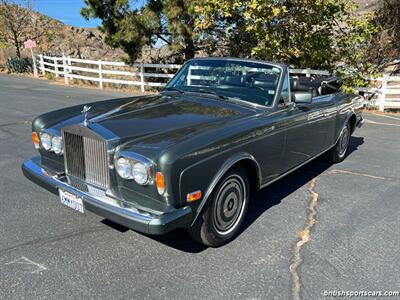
327,122,351,163
188,166,249,247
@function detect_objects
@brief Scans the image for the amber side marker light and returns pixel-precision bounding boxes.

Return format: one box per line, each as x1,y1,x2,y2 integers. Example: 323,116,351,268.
187,190,202,202
32,132,39,149
156,172,165,195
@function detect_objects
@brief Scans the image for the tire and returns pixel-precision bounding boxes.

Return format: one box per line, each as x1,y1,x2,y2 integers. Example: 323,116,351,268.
188,166,250,247
327,122,351,163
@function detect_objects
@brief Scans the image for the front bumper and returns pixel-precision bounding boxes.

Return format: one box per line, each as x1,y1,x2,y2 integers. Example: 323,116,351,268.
22,158,193,235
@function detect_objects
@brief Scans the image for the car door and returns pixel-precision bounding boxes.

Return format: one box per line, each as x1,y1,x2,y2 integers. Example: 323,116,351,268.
312,94,337,149
280,82,332,172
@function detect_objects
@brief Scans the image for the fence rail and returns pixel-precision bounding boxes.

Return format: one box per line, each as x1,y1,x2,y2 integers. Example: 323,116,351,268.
358,76,400,111
37,54,331,93
37,54,400,111
38,54,181,92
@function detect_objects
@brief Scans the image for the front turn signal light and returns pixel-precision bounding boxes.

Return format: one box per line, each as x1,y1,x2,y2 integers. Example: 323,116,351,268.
187,190,202,202
32,132,39,149
156,172,165,195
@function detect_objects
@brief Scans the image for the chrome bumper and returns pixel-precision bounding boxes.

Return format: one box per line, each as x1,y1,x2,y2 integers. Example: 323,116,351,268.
22,158,193,235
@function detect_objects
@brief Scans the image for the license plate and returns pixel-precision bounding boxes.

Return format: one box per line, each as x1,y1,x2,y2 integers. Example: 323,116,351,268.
59,189,85,214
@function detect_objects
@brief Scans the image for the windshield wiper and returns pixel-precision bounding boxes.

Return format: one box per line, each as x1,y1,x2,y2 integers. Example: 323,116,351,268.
189,89,230,100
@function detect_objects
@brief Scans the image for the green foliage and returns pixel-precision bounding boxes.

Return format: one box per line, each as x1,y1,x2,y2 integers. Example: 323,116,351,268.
195,0,379,90
81,0,197,63
367,0,400,72
46,71,55,80
6,56,32,73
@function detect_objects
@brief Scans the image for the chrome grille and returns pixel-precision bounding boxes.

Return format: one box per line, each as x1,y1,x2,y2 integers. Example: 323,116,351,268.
63,129,110,189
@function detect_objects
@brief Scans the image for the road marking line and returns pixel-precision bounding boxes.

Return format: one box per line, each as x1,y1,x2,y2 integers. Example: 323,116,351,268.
364,119,400,127
5,256,47,274
370,113,400,121
290,177,319,300
0,120,31,127
326,169,386,180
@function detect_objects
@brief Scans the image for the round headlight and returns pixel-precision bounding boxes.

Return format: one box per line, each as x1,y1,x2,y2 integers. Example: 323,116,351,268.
115,157,133,179
51,136,63,155
132,162,149,185
40,133,52,151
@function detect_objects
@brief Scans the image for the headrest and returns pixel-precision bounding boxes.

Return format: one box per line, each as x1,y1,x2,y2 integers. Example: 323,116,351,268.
251,74,278,89
223,75,243,86
290,77,320,92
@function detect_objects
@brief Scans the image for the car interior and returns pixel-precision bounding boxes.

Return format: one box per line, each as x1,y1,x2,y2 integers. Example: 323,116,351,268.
290,76,343,103
182,66,343,107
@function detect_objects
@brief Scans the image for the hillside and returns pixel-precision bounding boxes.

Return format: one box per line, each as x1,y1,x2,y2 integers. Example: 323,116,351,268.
0,6,127,65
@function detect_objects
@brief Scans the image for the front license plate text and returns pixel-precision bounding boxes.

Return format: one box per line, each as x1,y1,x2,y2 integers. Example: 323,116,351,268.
59,189,85,214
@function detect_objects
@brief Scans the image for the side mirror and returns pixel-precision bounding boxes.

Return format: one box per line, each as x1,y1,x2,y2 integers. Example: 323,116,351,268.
292,91,313,104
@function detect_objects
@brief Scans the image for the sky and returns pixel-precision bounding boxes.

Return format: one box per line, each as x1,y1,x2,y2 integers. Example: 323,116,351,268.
15,0,102,28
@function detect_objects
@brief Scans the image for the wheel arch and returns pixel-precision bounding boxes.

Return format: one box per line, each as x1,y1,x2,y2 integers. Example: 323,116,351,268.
335,111,357,144
348,113,357,133
190,153,262,226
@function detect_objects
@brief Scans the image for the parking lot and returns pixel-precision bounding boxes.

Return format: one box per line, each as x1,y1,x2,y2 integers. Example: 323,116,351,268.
0,74,399,299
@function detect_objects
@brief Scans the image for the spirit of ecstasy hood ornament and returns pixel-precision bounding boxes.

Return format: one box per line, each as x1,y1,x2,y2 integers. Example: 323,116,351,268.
82,105,92,127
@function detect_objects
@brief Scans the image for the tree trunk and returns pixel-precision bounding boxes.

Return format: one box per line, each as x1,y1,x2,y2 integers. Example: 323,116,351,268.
184,37,195,60
15,43,21,58
12,30,21,58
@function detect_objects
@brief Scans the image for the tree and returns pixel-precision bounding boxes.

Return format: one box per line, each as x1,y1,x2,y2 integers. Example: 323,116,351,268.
367,0,400,72
195,0,376,71
81,0,198,63
0,0,50,58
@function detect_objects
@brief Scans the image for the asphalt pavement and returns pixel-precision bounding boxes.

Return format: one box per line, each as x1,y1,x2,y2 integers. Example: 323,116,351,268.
0,74,399,299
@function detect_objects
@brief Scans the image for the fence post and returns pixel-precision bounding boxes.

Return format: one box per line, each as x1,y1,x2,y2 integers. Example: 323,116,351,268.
54,57,59,78
379,76,388,112
187,66,192,86
306,68,311,77
39,54,45,75
140,64,145,93
98,60,103,89
62,55,69,85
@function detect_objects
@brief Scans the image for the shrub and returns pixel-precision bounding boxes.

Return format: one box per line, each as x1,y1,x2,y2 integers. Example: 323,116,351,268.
46,72,55,80
6,57,33,73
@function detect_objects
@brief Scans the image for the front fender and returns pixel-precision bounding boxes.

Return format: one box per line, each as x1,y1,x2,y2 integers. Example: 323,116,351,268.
179,152,262,226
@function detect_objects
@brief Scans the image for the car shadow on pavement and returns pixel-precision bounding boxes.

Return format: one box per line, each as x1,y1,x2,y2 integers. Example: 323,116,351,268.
102,136,364,253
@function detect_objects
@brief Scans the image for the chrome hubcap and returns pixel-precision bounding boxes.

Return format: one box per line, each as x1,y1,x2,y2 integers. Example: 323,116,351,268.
338,127,350,157
213,176,246,235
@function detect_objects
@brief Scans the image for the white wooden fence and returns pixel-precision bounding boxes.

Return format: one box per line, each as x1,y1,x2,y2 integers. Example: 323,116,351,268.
37,54,331,93
358,76,400,111
38,54,181,92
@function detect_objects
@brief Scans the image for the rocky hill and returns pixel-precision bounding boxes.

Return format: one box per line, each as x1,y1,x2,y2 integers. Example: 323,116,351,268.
0,6,127,65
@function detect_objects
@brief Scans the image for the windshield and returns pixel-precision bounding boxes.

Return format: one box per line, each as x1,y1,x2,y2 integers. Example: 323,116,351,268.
165,59,282,107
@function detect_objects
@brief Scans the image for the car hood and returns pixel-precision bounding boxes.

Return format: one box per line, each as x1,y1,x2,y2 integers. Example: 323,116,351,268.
78,93,256,142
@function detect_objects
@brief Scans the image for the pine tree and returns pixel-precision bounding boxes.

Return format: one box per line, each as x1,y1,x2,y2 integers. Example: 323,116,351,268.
81,0,197,63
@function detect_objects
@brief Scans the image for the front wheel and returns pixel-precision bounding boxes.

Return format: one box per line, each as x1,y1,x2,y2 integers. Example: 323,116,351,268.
188,166,249,247
326,123,351,163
